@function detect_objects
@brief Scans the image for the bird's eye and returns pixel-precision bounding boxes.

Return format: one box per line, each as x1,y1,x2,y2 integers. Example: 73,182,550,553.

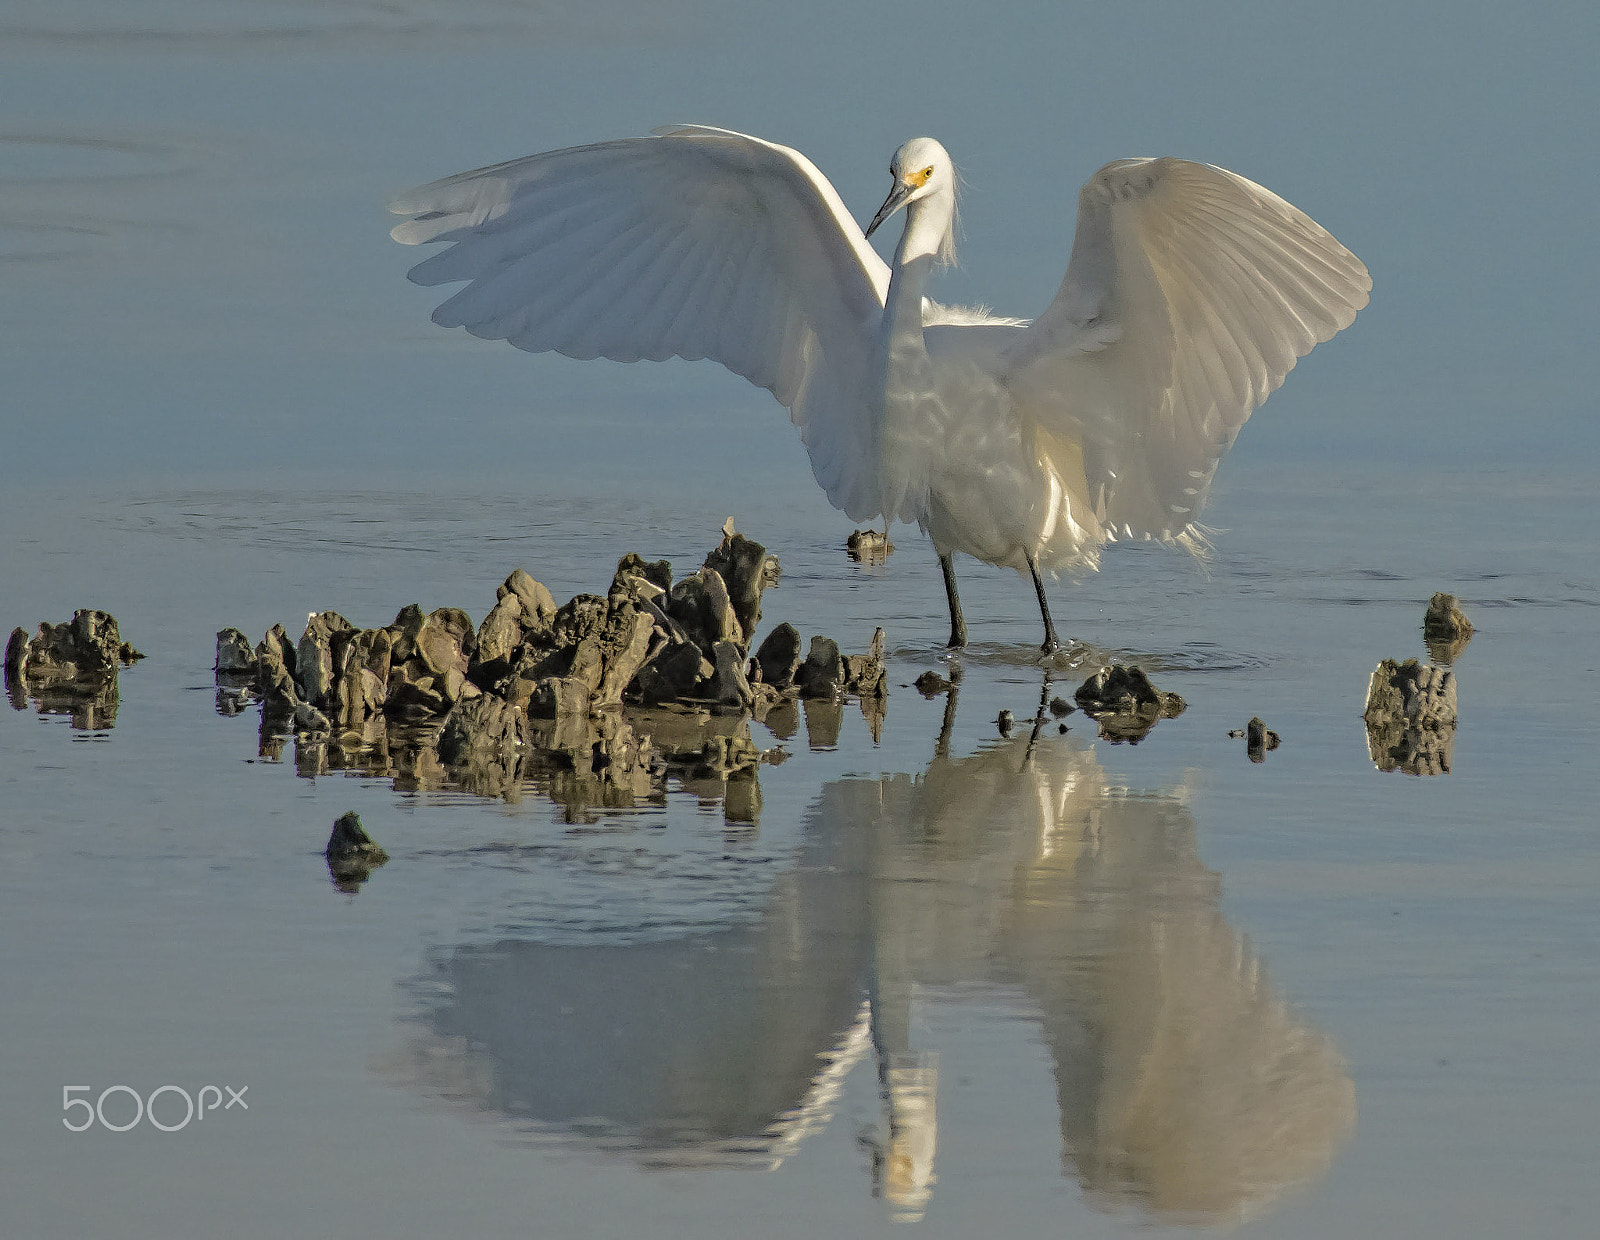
921,166,935,179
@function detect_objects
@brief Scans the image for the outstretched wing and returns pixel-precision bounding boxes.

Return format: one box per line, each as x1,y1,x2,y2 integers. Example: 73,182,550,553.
1000,158,1370,542
391,125,887,409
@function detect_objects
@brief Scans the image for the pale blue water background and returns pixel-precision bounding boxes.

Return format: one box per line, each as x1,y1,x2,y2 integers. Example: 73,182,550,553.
2,3,1598,1237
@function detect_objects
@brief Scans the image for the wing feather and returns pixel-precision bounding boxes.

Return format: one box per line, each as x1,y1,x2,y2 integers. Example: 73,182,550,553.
1000,157,1369,543
391,125,890,507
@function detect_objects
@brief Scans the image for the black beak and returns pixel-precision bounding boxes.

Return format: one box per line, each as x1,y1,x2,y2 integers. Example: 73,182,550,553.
865,180,913,239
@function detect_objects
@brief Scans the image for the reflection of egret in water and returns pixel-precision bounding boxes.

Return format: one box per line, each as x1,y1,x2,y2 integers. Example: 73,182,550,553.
386,684,1352,1224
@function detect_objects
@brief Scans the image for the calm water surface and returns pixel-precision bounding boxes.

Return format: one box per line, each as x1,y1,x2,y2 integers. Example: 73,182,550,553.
3,4,1598,1238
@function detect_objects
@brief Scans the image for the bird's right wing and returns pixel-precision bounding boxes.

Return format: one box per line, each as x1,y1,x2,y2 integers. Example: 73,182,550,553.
999,158,1370,543
390,125,888,412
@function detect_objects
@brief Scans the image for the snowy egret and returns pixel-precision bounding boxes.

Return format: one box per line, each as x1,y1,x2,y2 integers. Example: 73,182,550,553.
391,126,1369,650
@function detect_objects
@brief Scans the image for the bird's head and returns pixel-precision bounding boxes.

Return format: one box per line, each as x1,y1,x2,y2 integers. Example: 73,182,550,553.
866,137,957,264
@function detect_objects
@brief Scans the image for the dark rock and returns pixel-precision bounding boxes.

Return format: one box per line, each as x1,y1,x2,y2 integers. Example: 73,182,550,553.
1048,696,1074,718
325,811,389,891
386,604,427,665
703,640,755,709
4,627,27,678
797,635,845,699
914,670,950,697
667,567,742,654
1422,592,1474,665
592,603,656,709
997,709,1014,737
293,698,332,735
631,639,713,705
215,628,256,674
1074,663,1185,744
1246,716,1281,763
332,628,392,731
703,521,770,649
386,662,446,719
753,622,804,689
438,695,527,766
526,675,591,720
846,529,894,563
475,595,525,666
255,624,298,700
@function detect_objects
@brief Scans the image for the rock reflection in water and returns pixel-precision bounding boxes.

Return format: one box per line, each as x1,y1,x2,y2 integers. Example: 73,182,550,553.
386,695,1353,1225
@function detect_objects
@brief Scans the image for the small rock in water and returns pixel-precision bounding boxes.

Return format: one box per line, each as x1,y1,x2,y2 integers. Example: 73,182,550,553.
842,628,888,699
914,670,950,697
1048,696,1074,718
997,709,1014,737
6,610,143,731
1238,716,1280,763
1073,664,1185,744
324,811,389,892
846,529,894,564
1422,592,1474,665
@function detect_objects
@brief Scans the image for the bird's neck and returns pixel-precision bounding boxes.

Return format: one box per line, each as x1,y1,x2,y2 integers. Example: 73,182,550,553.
882,195,952,344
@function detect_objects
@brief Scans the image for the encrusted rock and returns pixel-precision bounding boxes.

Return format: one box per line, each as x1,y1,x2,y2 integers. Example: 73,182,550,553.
1363,658,1457,777
703,521,771,648
592,604,656,708
296,611,353,707
843,627,887,699
10,609,143,681
913,670,951,697
613,553,672,598
332,628,393,731
1364,658,1457,730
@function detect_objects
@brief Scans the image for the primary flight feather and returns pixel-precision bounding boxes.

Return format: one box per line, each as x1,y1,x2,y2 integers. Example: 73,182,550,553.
390,125,1369,649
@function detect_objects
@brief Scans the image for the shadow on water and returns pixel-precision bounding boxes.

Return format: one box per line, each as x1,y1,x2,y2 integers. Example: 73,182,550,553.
379,682,1355,1227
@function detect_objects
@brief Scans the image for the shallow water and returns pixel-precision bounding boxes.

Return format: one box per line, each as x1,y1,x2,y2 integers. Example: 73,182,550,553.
4,466,1597,1238
4,3,1600,1237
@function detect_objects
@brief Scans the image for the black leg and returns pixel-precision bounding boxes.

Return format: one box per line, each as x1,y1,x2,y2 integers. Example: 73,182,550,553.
1027,555,1059,653
939,553,968,649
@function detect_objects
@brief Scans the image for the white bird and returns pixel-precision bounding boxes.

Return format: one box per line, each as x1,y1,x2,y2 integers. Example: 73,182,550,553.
390,126,1369,650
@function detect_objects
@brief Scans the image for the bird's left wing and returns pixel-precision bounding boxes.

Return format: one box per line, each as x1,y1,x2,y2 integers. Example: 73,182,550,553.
390,125,889,410
999,158,1370,543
